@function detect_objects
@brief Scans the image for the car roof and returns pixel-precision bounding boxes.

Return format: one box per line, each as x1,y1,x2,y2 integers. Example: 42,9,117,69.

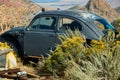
39,10,81,16
36,10,104,22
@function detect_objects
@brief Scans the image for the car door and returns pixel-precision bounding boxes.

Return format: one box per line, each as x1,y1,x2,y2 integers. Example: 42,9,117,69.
56,16,83,43
24,15,57,56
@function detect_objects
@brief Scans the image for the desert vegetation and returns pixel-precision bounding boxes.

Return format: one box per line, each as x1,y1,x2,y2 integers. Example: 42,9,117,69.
0,0,120,79
37,29,120,80
112,19,120,29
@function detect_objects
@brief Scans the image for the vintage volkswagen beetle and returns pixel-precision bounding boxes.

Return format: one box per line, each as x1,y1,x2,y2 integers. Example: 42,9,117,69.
0,10,117,57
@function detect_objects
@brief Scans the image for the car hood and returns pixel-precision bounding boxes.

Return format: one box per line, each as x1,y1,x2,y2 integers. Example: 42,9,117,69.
9,26,26,31
0,26,26,36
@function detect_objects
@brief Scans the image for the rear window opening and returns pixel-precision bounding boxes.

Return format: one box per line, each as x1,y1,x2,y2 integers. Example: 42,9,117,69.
94,19,115,30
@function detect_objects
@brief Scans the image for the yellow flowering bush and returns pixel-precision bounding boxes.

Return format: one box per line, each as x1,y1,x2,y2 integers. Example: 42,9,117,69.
90,40,106,48
0,42,17,69
115,41,120,45
0,42,10,50
44,29,86,74
39,29,120,80
60,36,85,52
86,30,120,56
45,37,85,74
86,40,106,54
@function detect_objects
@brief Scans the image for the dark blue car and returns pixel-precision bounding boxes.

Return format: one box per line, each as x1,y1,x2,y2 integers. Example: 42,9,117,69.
0,10,117,57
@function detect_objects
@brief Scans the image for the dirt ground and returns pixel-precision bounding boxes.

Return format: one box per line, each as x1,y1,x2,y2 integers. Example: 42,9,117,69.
17,60,53,80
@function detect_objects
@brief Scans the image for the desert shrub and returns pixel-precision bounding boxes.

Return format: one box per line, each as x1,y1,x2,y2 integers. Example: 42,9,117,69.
63,45,120,80
112,19,120,27
0,42,10,50
112,19,120,30
43,29,86,74
64,30,120,80
0,42,17,69
38,29,120,80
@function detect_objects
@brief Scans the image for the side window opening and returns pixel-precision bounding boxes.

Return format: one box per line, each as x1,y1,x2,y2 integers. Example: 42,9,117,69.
59,17,82,32
30,16,56,30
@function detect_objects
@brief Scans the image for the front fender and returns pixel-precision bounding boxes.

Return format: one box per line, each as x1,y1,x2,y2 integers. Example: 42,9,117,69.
0,32,24,57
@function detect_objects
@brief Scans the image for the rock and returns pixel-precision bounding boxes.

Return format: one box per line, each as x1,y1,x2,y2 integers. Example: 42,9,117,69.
70,0,120,22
